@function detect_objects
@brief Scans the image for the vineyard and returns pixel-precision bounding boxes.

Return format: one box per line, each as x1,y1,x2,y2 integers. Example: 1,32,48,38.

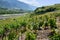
0,4,60,40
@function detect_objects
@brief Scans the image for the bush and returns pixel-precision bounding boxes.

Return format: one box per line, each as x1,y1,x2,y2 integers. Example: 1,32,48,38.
48,18,57,29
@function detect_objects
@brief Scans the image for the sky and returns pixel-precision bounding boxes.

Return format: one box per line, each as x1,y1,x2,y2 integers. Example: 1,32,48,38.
18,0,60,7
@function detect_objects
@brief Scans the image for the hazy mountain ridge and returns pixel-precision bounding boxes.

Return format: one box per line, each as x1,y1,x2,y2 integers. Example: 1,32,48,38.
0,0,36,10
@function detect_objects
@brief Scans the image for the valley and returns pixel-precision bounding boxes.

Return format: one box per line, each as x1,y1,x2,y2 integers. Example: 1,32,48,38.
0,0,60,40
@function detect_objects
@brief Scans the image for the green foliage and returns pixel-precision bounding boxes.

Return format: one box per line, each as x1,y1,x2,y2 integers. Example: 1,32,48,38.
0,28,4,35
20,21,27,27
34,4,60,14
44,21,48,27
0,12,59,40
8,31,17,40
48,18,57,29
0,4,60,40
25,32,36,40
49,33,60,40
35,7,56,14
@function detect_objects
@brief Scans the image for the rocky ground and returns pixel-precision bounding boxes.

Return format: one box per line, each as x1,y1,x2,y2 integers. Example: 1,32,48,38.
36,30,51,40
19,29,52,40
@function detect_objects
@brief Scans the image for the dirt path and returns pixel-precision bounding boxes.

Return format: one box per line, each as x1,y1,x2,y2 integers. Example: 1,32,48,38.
36,30,51,40
19,34,26,40
18,30,51,40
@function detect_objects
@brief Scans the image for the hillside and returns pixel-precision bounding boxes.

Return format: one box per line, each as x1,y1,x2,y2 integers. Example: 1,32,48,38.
35,4,60,14
0,0,36,10
0,4,60,40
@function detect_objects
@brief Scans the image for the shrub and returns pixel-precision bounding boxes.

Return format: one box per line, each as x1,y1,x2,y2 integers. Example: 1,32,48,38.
48,18,57,29
49,33,60,40
25,32,36,40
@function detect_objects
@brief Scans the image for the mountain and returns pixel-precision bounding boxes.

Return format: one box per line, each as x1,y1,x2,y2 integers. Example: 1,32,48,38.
0,0,36,10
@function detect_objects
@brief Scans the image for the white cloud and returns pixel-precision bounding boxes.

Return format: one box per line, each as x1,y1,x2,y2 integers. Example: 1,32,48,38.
18,0,40,7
